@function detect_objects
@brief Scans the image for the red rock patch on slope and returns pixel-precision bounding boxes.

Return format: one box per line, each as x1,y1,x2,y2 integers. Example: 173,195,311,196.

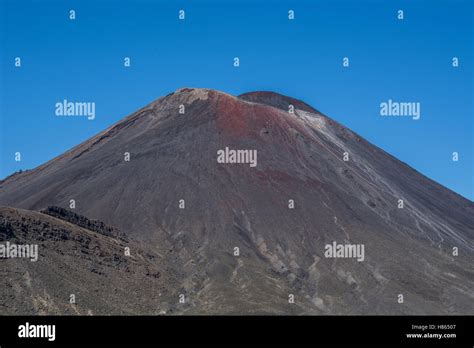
215,91,310,143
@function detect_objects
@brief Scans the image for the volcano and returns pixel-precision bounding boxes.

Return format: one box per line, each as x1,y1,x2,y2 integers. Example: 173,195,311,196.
0,88,473,315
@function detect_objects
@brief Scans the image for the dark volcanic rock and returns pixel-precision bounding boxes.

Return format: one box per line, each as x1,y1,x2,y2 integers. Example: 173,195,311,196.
41,206,126,241
0,206,178,314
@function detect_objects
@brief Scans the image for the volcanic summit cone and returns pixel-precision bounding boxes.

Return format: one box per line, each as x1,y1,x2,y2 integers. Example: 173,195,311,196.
0,88,473,314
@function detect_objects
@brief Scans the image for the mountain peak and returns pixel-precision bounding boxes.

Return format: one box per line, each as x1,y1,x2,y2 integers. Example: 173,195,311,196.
156,87,237,110
166,88,320,115
1,87,473,315
238,91,320,114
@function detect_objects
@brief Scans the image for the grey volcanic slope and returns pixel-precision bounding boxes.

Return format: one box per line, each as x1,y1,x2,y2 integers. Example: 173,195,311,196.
0,87,473,314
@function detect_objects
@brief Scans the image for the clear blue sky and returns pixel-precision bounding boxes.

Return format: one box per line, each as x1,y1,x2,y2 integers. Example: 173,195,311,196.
0,0,472,200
